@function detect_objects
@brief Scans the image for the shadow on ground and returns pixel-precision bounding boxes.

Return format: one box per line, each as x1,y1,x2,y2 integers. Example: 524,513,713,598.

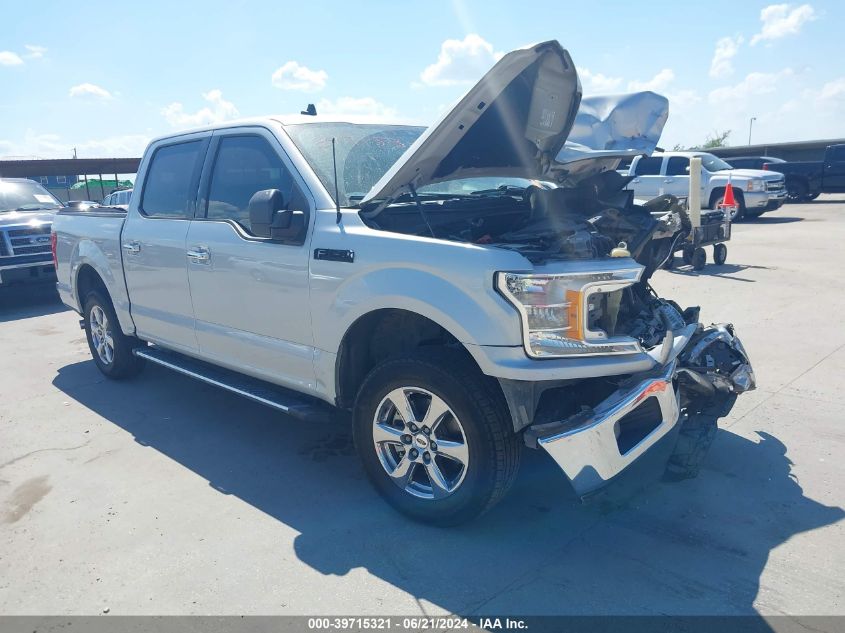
0,283,66,322
53,360,844,616
744,216,804,224
666,262,772,282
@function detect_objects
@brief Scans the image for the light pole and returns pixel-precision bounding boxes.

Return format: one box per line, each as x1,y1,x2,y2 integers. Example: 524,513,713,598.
748,117,757,145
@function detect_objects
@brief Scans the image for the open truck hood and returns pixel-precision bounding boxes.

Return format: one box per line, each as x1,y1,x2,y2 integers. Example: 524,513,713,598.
361,40,582,205
361,41,670,205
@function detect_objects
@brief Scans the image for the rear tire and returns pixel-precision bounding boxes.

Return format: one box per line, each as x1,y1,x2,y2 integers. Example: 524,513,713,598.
83,290,145,379
352,349,521,526
713,243,727,265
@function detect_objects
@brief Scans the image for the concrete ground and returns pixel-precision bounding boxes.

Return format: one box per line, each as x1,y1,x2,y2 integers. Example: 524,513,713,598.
0,199,843,617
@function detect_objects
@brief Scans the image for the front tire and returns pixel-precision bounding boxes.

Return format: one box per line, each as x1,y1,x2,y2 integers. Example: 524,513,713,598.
83,290,145,379
713,191,746,222
352,349,521,526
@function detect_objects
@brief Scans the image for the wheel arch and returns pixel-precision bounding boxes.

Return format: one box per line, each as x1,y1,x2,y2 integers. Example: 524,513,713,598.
709,186,745,209
75,263,109,309
334,308,495,410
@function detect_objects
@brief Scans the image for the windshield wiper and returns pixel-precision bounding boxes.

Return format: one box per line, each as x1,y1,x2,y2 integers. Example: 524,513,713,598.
15,205,58,211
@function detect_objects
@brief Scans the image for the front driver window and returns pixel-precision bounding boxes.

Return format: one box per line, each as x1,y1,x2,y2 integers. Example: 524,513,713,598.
206,135,301,232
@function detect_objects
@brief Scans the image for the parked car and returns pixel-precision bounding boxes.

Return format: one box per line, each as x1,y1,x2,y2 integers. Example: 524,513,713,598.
626,151,786,221
763,144,845,202
52,41,755,525
101,188,133,208
0,178,62,286
726,156,785,171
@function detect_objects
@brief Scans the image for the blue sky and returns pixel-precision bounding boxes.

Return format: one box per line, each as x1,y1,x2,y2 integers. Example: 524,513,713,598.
2,0,842,159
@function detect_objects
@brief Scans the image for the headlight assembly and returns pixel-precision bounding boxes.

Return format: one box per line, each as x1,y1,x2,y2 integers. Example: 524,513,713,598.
496,269,644,358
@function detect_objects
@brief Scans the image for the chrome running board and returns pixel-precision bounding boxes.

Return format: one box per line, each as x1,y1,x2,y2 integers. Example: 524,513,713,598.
133,346,335,422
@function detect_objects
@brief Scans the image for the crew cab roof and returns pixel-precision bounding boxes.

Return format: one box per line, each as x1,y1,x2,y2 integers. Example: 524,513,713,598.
146,116,420,147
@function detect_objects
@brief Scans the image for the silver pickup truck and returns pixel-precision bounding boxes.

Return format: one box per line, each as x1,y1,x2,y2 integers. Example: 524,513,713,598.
53,41,755,525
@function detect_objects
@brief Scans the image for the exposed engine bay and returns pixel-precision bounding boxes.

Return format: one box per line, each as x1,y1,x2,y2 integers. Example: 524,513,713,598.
361,169,693,353
360,170,685,269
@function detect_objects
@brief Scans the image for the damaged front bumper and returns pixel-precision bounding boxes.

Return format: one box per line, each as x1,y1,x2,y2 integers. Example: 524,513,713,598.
524,323,755,496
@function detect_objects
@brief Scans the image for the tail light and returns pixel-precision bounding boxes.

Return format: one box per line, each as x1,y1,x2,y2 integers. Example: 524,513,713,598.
50,231,58,268
762,164,769,170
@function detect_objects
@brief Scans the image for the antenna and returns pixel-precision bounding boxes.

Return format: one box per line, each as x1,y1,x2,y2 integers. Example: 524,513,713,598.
301,103,317,116
331,137,342,224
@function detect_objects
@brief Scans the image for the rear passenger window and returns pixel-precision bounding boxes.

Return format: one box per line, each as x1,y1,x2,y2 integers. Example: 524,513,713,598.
141,141,204,218
633,156,663,176
205,135,302,232
665,157,690,176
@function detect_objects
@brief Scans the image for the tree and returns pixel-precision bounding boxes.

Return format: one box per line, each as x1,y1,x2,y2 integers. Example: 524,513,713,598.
702,130,731,149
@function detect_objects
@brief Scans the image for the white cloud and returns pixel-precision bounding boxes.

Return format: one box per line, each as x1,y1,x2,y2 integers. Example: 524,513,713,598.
24,45,47,60
709,36,743,77
161,89,239,128
0,51,24,66
419,34,503,87
69,83,113,100
628,68,675,92
708,69,793,103
817,77,845,101
751,3,816,45
310,96,403,123
577,67,623,94
271,61,328,92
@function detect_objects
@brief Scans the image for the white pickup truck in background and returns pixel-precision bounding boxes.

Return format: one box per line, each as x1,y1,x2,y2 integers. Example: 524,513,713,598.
627,151,786,221
51,41,756,525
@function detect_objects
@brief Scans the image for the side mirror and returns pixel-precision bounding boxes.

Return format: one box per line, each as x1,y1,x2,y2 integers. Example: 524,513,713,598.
247,189,307,242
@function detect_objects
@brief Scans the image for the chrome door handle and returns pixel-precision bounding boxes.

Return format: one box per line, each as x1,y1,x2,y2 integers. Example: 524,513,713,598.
664,178,674,183
186,247,210,262
122,241,141,254
632,178,641,183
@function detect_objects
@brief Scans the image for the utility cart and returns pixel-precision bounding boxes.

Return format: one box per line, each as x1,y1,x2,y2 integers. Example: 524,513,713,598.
665,156,733,271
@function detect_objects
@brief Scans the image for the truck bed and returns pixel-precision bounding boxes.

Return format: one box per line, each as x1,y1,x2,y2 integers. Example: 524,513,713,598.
53,206,130,321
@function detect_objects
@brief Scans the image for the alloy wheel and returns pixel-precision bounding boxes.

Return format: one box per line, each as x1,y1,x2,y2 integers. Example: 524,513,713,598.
372,387,469,500
90,305,114,365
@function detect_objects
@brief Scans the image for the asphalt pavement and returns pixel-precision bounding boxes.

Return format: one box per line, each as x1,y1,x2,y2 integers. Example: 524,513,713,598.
0,199,843,617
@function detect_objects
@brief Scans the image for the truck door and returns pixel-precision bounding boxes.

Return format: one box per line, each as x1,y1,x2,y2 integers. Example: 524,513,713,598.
628,155,664,199
823,144,845,191
122,135,209,353
662,156,697,198
185,128,316,391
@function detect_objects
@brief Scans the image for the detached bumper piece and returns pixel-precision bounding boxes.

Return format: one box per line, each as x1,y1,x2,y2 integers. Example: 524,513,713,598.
526,362,679,495
525,323,755,495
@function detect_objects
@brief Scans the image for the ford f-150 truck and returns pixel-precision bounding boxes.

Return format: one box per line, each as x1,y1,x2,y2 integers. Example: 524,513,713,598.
763,144,845,202
53,41,755,525
627,151,786,221
1,178,62,286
